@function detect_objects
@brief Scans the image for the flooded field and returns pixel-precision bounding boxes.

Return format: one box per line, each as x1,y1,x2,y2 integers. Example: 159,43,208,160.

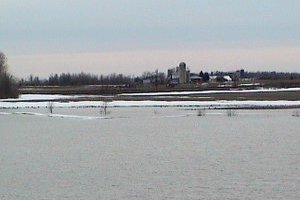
0,107,299,199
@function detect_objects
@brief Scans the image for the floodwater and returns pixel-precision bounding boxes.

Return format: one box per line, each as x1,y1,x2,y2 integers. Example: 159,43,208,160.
0,107,299,199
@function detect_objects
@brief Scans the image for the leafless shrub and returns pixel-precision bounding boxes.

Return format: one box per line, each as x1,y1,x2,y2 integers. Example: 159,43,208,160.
197,108,206,116
226,109,236,117
100,100,111,115
292,110,300,117
153,110,159,115
48,102,54,114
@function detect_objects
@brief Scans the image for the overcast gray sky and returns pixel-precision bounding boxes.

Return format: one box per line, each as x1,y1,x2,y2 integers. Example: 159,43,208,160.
1,0,299,78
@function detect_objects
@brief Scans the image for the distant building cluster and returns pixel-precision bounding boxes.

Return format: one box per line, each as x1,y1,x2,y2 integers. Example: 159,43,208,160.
134,61,300,88
167,62,190,84
166,62,246,86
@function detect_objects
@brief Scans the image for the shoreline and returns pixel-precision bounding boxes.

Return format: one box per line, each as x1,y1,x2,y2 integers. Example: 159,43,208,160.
1,88,300,110
1,99,300,110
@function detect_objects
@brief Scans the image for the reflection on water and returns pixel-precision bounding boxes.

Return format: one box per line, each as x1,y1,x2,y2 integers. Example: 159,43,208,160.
0,108,299,199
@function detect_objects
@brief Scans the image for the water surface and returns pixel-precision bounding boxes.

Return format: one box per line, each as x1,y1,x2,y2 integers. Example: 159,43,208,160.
0,108,299,199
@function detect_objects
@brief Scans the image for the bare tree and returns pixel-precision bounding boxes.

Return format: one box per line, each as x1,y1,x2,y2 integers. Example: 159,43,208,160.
0,52,18,98
0,52,7,74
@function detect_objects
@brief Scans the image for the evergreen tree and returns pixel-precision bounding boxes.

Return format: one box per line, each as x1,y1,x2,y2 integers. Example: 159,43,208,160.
202,72,210,82
199,71,204,77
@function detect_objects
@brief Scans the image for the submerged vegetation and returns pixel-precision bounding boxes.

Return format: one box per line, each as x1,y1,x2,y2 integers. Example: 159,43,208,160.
100,100,111,115
48,102,54,114
197,108,206,116
292,110,300,117
226,109,237,117
0,52,18,99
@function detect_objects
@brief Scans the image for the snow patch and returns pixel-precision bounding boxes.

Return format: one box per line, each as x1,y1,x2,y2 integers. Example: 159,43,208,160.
1,111,112,120
49,114,111,120
1,100,300,109
119,87,300,96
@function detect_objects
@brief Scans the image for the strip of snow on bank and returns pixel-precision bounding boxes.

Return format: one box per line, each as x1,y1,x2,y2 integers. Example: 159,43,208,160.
0,94,112,102
1,100,300,109
119,87,300,96
0,111,111,120
0,94,74,102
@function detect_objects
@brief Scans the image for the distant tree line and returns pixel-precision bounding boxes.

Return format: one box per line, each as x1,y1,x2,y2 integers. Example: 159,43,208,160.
211,70,300,80
134,71,166,85
244,71,300,80
0,52,18,98
19,69,300,87
19,70,168,87
20,72,135,86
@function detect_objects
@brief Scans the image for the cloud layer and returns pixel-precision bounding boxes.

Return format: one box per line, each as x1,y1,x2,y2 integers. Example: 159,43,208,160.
1,0,299,77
